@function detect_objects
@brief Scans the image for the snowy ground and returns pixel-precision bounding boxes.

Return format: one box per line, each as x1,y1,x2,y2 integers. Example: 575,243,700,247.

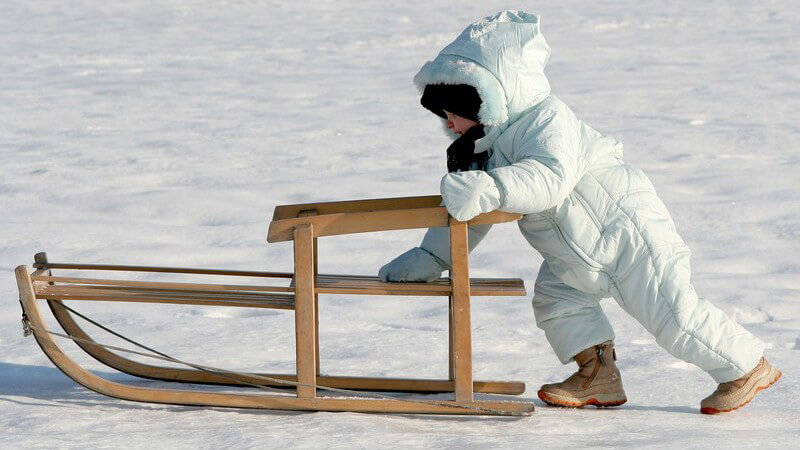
2,0,799,448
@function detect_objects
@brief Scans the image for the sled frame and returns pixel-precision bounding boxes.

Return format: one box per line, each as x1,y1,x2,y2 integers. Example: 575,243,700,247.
16,195,534,415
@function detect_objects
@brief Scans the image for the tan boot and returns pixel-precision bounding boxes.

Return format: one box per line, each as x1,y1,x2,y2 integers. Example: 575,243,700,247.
700,357,781,414
538,341,627,408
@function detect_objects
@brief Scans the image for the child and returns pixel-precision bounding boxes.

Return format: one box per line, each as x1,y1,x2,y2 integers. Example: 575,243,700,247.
378,10,780,413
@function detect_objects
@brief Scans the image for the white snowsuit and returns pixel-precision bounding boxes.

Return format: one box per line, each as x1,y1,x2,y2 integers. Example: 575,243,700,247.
413,11,763,383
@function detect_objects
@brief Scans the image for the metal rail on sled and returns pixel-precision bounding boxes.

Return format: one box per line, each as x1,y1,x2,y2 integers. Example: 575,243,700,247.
15,195,534,415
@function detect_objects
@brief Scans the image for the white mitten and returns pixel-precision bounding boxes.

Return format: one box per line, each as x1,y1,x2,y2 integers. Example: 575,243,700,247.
378,247,448,282
440,170,502,222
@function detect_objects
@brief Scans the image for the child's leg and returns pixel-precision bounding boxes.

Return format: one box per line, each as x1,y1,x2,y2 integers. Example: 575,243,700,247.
533,261,615,363
610,205,764,383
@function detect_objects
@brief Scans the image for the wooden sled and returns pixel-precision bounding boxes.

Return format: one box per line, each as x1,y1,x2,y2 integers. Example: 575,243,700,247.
15,195,534,415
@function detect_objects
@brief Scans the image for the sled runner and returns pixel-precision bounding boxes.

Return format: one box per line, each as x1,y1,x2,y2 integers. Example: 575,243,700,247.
15,195,534,415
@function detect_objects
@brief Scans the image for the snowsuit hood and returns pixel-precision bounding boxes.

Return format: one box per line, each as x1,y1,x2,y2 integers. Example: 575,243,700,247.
414,10,552,137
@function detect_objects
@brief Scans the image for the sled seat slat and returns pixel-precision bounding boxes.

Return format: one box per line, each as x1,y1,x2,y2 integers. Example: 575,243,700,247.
31,262,294,279
35,284,295,310
30,274,294,294
314,274,526,297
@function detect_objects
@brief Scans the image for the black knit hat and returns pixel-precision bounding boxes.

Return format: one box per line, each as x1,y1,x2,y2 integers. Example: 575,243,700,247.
420,84,482,123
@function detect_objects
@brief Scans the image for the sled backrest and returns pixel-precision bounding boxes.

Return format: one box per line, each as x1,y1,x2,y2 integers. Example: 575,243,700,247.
267,195,521,242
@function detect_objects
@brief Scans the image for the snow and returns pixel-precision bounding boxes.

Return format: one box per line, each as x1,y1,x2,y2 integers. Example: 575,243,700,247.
1,0,798,447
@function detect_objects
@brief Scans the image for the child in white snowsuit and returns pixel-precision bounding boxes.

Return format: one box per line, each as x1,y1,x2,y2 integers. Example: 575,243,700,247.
379,10,780,413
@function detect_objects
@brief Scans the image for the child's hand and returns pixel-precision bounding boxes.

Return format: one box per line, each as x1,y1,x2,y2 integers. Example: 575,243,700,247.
441,170,502,221
378,247,448,282
447,125,486,172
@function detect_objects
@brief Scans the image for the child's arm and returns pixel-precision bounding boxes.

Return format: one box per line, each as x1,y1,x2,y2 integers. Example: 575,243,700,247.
489,114,584,214
442,113,583,220
419,223,492,268
378,224,491,282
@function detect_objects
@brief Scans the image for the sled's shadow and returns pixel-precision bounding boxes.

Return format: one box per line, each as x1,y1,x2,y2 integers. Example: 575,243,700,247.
0,361,109,408
526,397,698,415
0,361,306,416
602,403,697,415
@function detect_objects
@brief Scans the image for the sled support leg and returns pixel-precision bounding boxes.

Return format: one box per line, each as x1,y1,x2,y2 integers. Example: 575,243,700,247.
449,219,473,402
448,293,455,381
296,208,321,377
294,223,317,398
314,237,321,376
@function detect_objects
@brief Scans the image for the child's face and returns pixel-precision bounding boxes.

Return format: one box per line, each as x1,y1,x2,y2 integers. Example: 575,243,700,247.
444,110,479,136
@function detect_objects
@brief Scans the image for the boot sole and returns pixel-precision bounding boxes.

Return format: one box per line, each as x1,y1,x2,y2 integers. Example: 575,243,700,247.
700,368,782,415
537,389,627,408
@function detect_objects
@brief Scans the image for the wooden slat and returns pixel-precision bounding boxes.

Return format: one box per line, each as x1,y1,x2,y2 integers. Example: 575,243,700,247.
31,275,293,294
31,262,294,279
448,294,455,381
35,283,294,301
37,285,293,301
268,207,451,243
309,376,525,395
313,236,321,376
449,220,473,402
268,194,522,244
38,284,289,298
35,284,295,309
271,195,443,221
35,293,295,310
30,273,525,300
270,195,522,225
293,224,317,398
268,208,522,243
31,273,524,298
315,274,526,297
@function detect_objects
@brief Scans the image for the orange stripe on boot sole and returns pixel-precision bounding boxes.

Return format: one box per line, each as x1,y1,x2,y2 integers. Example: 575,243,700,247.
538,390,627,408
700,370,782,415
